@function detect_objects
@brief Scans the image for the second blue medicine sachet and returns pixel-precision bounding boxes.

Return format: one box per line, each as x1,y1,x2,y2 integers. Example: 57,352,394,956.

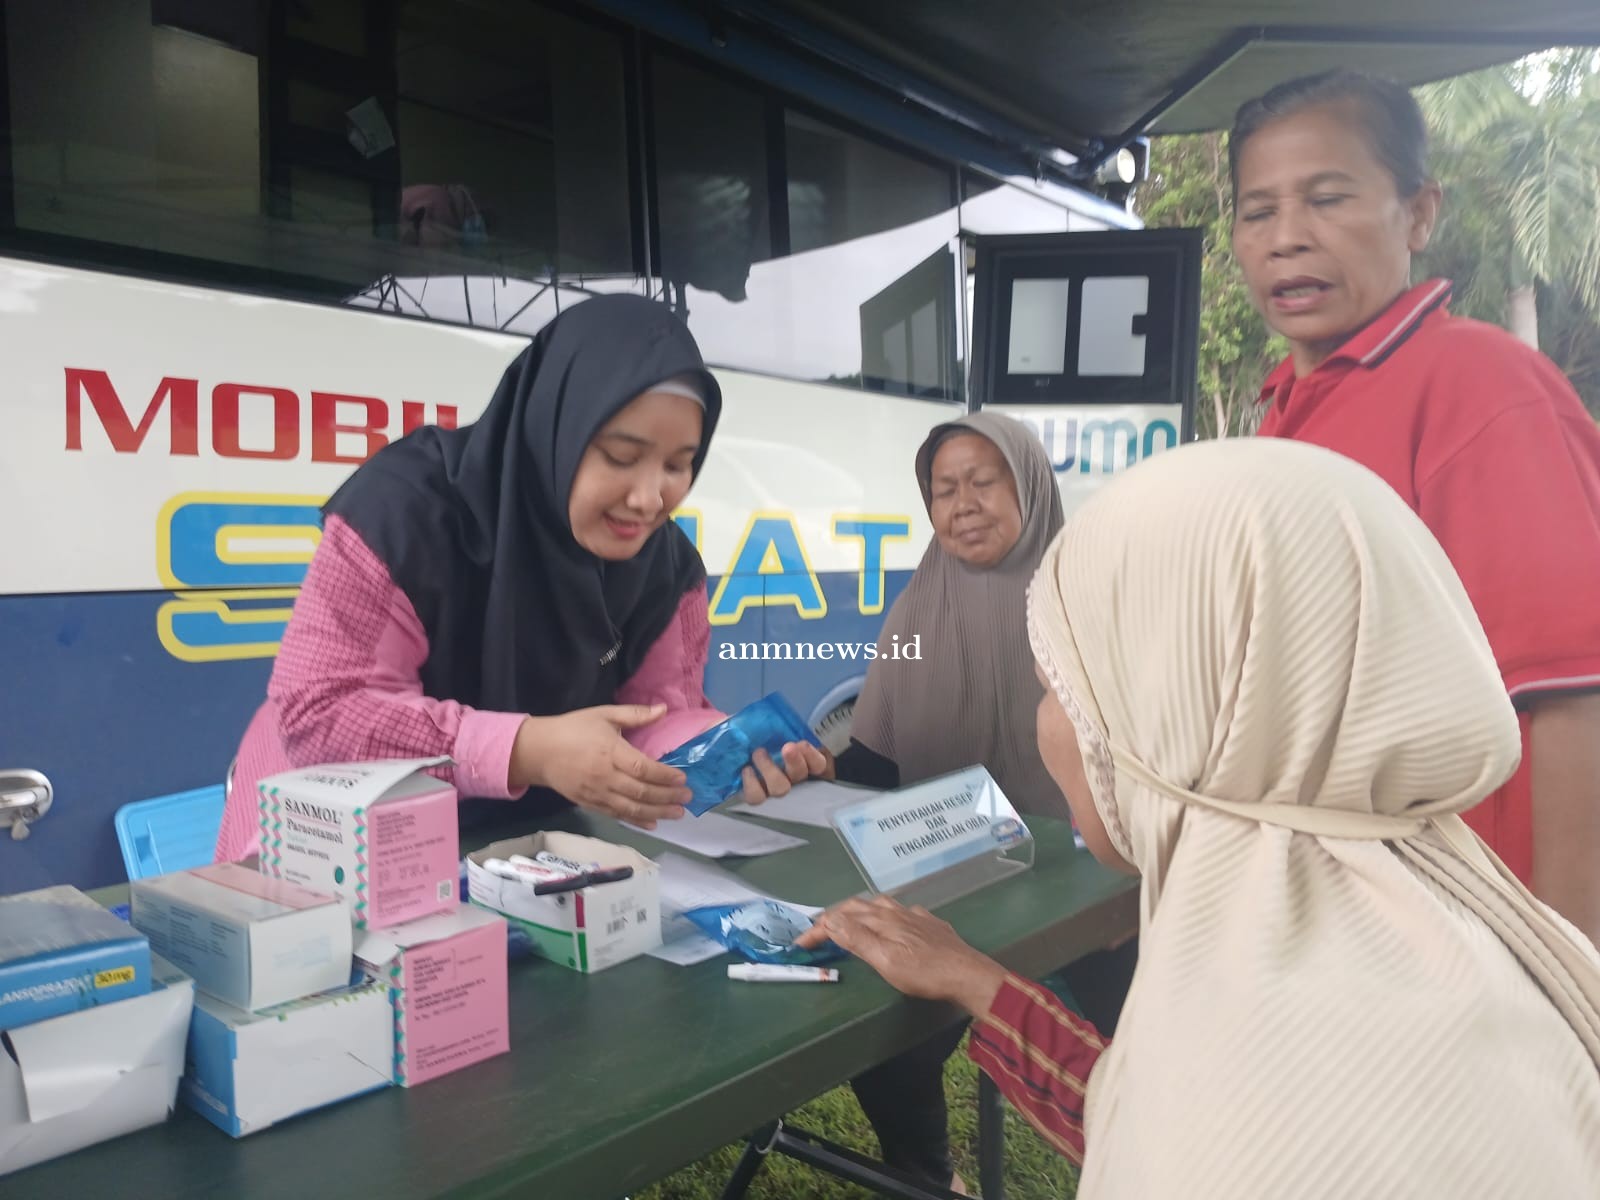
683,900,846,966
662,692,823,816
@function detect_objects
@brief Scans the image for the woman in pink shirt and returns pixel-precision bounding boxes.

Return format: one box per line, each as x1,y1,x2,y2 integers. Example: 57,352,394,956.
216,295,830,861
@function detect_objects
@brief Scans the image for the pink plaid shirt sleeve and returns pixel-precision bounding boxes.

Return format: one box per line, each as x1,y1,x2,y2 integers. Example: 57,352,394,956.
266,515,527,800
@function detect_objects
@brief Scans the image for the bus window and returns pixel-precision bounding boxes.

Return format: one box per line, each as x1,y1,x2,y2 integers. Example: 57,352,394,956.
787,112,959,401
651,56,962,403
7,1,263,263
392,1,636,278
957,168,1128,373
785,111,952,256
651,54,774,311
284,0,367,56
3,0,636,291
858,248,958,401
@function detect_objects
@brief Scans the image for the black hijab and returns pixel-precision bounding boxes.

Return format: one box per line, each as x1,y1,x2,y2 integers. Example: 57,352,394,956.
324,294,722,810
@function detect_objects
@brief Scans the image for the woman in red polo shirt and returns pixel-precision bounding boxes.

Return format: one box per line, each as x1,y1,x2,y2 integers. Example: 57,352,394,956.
1229,68,1600,941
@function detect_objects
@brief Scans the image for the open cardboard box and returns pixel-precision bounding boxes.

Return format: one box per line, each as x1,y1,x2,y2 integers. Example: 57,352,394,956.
465,832,660,973
258,757,458,930
0,956,193,1177
180,970,393,1136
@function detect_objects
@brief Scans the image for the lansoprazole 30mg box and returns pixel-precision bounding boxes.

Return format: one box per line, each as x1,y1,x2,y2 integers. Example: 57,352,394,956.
0,886,150,1031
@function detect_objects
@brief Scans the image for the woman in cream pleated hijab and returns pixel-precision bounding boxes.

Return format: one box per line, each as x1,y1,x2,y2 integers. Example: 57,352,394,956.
802,436,1600,1198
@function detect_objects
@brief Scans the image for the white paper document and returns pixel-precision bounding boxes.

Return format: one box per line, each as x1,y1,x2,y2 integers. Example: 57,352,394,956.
646,852,822,966
647,935,730,966
623,810,808,858
727,779,883,829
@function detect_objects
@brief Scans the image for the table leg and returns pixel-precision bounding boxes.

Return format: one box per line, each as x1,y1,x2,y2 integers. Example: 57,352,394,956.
978,1073,1006,1200
718,1120,780,1200
764,1124,964,1200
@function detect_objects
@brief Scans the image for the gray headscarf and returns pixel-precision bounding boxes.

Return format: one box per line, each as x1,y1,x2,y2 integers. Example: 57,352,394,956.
850,411,1067,817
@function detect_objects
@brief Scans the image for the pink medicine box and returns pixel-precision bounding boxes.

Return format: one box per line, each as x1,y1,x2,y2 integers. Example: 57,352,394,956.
257,757,460,930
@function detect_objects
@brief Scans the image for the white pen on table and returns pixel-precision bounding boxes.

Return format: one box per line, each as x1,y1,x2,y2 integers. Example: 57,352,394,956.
727,963,839,983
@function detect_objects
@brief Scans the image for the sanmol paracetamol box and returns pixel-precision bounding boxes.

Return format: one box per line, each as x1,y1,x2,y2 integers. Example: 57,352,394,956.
0,886,151,1031
258,757,459,930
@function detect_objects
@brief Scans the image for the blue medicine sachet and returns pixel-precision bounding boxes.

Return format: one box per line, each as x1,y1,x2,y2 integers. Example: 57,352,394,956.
682,900,846,966
662,692,823,816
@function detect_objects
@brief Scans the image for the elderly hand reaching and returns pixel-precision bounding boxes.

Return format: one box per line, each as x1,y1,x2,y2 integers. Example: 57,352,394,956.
736,741,835,805
795,895,1008,1017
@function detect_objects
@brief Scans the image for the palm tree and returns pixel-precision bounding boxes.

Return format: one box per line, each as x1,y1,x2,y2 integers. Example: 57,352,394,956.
1418,51,1600,352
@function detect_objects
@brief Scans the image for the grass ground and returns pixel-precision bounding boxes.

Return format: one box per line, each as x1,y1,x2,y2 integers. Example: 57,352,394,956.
635,1032,1079,1200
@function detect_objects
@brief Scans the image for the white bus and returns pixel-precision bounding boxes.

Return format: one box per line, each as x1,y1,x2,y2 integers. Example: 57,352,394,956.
0,0,1212,889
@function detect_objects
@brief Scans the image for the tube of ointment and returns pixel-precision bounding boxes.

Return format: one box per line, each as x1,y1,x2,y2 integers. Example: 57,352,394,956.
517,851,594,874
484,857,568,885
727,963,839,983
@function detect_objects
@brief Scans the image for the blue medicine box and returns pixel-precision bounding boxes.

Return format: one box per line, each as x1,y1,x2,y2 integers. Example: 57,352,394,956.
0,886,152,1031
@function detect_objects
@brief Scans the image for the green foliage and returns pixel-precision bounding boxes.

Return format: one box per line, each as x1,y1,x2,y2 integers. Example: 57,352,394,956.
1422,50,1600,310
1133,132,1284,439
1537,280,1600,411
1418,49,1600,415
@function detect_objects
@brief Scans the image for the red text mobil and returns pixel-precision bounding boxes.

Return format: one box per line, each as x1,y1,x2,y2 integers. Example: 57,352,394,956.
63,368,461,461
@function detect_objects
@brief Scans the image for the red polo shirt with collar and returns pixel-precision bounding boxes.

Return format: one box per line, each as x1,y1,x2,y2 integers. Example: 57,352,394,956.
1255,279,1600,883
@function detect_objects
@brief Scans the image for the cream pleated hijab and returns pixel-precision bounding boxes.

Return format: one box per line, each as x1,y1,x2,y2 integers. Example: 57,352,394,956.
1025,437,1600,1199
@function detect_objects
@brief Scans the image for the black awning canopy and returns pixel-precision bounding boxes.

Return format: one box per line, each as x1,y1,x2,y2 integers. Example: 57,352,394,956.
761,1,1600,173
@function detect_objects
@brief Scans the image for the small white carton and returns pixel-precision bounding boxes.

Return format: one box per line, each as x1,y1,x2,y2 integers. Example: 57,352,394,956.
258,757,459,929
466,832,660,973
179,972,393,1136
130,862,352,1011
0,956,194,1178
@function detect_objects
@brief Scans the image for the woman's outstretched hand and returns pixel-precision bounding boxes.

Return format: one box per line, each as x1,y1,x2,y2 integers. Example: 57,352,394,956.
795,895,1007,1017
510,704,691,828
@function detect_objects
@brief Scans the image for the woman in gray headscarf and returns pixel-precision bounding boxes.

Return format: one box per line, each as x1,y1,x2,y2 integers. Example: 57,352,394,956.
839,411,1065,812
838,411,1082,1192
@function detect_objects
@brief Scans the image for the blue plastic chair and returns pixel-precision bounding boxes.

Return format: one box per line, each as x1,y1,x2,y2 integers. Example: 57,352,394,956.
114,783,227,881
